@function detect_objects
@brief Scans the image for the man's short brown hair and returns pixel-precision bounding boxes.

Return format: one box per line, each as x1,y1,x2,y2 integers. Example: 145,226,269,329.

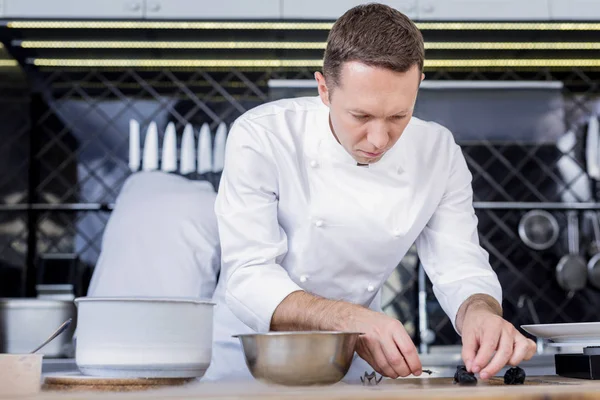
323,3,425,88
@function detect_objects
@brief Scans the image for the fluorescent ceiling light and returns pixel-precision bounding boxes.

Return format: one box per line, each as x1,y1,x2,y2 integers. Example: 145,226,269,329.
28,58,600,68
6,21,600,31
14,40,600,50
0,60,18,67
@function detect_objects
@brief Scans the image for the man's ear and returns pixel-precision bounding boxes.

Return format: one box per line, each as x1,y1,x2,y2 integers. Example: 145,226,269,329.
314,71,331,106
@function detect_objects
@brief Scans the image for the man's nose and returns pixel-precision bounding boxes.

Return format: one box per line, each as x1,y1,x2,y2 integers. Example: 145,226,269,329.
367,124,390,150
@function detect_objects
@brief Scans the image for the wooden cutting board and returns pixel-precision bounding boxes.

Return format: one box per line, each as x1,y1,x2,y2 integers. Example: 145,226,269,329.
379,375,580,387
12,375,600,400
42,372,195,392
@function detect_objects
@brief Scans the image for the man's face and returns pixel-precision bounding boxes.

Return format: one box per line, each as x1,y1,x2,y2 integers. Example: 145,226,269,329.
316,62,423,164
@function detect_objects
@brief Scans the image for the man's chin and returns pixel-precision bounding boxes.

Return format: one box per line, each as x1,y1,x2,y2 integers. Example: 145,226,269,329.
353,154,384,164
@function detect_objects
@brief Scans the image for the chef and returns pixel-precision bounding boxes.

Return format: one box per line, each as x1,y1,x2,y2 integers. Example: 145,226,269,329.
203,3,536,382
87,171,220,300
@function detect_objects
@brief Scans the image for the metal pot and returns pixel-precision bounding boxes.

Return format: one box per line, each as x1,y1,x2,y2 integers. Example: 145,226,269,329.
0,298,76,357
74,297,214,378
518,209,559,251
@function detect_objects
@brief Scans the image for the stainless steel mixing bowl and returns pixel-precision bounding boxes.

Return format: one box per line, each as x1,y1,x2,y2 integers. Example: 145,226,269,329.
234,331,362,386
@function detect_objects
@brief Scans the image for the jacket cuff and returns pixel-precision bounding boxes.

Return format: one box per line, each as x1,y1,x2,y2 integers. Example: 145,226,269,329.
433,274,503,335
225,265,303,333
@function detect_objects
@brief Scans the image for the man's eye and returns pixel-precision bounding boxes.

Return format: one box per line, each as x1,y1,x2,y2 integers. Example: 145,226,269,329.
353,114,369,120
392,115,407,120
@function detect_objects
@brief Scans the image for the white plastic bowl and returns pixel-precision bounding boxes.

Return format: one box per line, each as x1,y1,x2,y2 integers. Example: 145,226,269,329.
74,297,214,378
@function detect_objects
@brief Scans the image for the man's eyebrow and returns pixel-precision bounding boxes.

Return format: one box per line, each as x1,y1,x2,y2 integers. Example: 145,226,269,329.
349,109,410,115
349,109,370,114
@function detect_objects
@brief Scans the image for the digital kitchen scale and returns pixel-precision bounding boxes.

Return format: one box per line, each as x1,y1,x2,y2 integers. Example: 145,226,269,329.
555,347,600,380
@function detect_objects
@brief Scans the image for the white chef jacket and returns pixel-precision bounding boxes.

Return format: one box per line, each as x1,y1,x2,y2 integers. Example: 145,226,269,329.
202,96,502,382
87,171,220,300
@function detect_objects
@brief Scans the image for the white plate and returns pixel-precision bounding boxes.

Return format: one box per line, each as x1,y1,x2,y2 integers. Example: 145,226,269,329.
521,322,600,345
545,341,595,348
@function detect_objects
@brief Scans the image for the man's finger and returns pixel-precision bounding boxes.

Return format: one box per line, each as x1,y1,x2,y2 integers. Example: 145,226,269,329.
365,337,398,378
480,329,513,379
461,332,478,372
357,337,386,377
381,337,410,378
510,338,536,366
524,339,537,360
507,338,533,367
393,331,422,376
472,328,500,374
373,342,399,378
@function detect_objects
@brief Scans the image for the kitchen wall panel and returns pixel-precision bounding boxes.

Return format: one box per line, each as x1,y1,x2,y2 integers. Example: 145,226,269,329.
0,65,30,298
7,67,597,348
3,0,144,19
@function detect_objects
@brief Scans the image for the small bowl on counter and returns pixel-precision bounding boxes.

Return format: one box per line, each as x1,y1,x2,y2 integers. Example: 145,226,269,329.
74,297,214,379
234,331,362,386
0,353,43,396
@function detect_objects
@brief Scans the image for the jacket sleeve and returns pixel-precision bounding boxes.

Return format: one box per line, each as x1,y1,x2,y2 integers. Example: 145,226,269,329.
415,136,503,334
214,118,303,333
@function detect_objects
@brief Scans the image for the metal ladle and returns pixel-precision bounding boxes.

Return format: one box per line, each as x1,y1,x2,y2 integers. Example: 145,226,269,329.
556,211,587,293
587,211,600,289
30,318,72,354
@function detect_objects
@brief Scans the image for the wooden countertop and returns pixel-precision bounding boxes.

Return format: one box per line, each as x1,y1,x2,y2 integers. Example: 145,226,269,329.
9,375,600,400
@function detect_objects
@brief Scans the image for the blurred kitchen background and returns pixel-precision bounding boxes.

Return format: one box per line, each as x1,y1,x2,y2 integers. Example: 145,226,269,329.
0,0,600,356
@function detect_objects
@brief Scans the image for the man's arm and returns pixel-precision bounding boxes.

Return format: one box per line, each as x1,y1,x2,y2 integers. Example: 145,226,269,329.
414,136,503,333
271,291,351,331
415,130,534,379
215,119,303,333
271,291,423,379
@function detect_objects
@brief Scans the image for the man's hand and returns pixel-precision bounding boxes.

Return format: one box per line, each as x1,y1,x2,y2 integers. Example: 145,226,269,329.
457,294,536,380
352,307,422,378
271,291,422,378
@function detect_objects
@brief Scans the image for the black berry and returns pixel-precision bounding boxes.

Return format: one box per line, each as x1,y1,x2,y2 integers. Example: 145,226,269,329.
504,367,526,385
454,365,477,385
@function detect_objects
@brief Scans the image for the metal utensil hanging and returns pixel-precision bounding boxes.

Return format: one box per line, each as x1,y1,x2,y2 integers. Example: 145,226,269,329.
587,211,600,289
556,211,587,292
518,209,560,251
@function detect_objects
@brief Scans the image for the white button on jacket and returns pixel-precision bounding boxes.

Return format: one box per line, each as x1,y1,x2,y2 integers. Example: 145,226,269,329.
202,96,502,382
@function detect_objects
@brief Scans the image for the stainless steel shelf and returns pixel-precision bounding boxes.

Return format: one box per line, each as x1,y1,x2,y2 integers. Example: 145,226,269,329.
0,203,114,211
473,202,600,210
1,202,599,212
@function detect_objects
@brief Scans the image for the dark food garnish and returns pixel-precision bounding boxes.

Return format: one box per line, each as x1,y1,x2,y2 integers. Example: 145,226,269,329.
453,365,477,385
503,366,526,385
360,371,382,386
